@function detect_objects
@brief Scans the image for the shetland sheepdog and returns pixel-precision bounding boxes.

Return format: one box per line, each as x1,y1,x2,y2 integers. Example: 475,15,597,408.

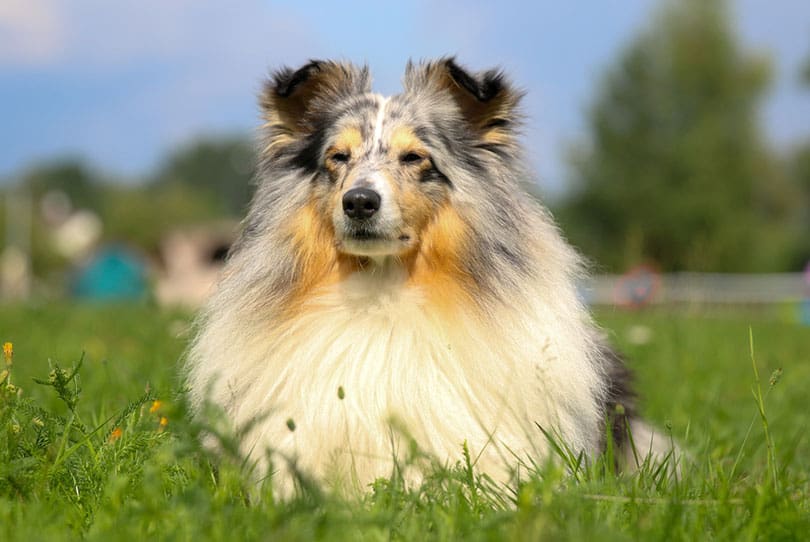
186,58,673,495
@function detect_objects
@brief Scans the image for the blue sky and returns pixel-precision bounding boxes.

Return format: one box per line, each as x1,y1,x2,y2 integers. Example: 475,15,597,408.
1,0,808,195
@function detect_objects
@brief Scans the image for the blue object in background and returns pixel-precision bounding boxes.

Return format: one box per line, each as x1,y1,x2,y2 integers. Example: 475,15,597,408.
72,246,148,300
800,299,810,327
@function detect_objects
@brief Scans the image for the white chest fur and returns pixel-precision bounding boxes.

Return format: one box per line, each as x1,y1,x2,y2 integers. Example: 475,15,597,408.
194,265,604,492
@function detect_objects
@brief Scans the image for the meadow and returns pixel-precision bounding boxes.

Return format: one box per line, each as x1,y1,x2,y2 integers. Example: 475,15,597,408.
1,303,808,540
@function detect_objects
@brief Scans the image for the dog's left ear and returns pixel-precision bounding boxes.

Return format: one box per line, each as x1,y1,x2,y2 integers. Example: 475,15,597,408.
404,57,523,146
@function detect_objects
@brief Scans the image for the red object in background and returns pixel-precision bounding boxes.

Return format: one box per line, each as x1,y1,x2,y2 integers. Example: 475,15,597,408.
613,264,662,308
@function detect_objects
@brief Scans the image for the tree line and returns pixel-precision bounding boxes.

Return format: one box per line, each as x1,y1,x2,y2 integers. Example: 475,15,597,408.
1,137,254,276
556,0,810,272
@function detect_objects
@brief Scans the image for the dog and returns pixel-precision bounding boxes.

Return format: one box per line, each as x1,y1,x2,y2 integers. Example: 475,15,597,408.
185,58,673,495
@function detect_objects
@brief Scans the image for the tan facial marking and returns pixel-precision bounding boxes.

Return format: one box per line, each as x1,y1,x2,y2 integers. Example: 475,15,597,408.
389,126,428,159
334,126,363,150
325,126,364,175
285,198,360,310
481,128,511,146
403,204,478,313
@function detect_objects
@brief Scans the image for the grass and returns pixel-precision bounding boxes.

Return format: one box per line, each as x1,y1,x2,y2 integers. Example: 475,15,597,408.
1,302,809,540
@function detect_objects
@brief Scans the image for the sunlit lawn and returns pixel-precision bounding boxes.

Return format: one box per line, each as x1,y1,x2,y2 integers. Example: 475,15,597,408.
1,302,808,540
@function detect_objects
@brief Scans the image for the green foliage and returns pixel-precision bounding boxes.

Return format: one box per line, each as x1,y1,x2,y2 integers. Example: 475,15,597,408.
6,160,102,276
558,0,800,272
2,135,253,278
21,160,103,211
99,134,256,253
1,304,810,540
98,183,224,254
787,144,810,266
152,136,255,217
788,50,810,266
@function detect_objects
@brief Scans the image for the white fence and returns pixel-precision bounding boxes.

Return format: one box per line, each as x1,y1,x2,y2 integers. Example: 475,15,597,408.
582,272,810,305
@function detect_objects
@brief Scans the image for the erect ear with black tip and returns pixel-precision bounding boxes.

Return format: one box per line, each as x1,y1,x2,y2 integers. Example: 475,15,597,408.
261,60,371,154
404,57,522,147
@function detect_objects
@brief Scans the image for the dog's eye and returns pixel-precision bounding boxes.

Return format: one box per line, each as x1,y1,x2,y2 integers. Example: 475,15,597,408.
329,152,350,164
400,152,425,165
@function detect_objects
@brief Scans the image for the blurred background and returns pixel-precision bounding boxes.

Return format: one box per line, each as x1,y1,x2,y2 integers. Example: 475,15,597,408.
1,0,809,309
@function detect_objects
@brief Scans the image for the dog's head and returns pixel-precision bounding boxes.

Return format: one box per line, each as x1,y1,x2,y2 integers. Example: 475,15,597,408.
259,58,523,260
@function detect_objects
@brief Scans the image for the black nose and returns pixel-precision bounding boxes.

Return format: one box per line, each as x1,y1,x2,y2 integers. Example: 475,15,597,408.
342,188,381,220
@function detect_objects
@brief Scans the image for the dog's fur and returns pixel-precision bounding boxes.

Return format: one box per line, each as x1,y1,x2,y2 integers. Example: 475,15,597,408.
186,58,671,495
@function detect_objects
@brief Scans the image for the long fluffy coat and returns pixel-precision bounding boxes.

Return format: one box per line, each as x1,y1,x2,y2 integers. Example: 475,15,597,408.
186,58,665,495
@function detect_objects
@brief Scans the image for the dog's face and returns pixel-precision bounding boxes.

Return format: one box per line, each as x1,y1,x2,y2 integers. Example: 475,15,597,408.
317,96,451,257
259,59,522,261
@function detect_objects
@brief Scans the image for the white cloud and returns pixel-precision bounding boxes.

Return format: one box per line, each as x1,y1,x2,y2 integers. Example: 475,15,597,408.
0,0,66,66
17,3,321,176
0,1,316,71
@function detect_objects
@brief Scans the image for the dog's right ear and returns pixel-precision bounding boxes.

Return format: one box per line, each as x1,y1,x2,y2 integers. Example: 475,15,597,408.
261,60,371,153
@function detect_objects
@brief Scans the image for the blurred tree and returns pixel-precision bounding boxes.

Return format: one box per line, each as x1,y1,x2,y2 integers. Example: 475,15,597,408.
4,160,102,277
788,50,810,266
99,183,223,255
21,159,103,211
790,146,810,264
557,0,798,272
802,54,810,86
152,136,255,216
1,138,256,290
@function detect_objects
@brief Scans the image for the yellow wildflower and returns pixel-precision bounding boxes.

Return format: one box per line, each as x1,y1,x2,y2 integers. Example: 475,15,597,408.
149,400,162,414
109,427,123,443
3,342,12,364
158,416,169,431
